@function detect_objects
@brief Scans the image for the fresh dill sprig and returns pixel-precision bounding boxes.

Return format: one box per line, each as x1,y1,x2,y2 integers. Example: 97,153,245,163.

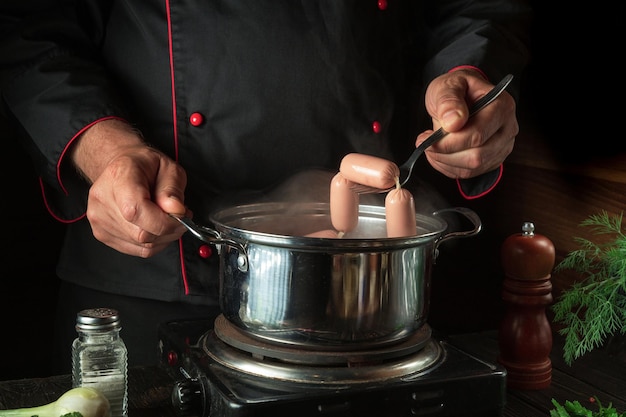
552,211,626,365
550,397,625,417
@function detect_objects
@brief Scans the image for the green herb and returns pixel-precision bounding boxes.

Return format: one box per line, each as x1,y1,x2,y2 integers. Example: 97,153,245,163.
552,211,626,365
550,398,624,417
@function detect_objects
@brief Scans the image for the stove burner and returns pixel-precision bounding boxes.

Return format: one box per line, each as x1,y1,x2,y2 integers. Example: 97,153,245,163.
205,316,443,384
213,314,434,365
161,319,507,417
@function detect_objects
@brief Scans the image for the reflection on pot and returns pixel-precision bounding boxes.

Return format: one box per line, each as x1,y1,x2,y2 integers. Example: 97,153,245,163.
221,243,432,349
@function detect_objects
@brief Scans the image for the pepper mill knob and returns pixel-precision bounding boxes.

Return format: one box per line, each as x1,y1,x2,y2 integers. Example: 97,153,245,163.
498,221,555,390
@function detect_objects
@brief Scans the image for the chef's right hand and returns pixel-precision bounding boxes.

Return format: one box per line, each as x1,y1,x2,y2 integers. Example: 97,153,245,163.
419,69,518,180
70,119,190,258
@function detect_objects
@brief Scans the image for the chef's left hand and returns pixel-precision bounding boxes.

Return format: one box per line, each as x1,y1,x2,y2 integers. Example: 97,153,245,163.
418,69,518,179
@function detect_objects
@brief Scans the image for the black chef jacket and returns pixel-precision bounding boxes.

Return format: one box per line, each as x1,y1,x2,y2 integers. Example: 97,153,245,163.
0,0,531,306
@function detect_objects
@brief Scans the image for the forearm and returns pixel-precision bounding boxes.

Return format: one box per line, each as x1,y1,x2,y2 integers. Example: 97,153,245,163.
70,119,146,184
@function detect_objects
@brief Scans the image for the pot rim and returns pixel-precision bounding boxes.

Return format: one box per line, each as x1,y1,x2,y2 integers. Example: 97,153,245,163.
209,202,447,251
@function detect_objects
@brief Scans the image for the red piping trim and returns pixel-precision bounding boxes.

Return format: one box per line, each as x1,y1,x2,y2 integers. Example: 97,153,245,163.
57,116,125,195
165,0,180,162
165,0,190,295
448,65,488,81
38,177,86,224
457,164,504,200
45,115,124,223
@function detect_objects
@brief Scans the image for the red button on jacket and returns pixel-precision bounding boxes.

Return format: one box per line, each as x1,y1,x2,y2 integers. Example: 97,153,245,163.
189,112,204,126
198,245,213,259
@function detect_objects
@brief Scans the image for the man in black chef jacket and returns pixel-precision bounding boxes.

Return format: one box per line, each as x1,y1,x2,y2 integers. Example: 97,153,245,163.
0,0,531,373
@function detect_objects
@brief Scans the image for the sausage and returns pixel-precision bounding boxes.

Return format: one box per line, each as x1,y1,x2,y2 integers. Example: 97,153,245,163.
339,153,399,190
385,186,417,238
304,229,340,238
329,172,359,235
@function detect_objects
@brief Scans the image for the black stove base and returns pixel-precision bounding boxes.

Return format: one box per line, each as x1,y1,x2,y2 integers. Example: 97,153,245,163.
159,319,506,417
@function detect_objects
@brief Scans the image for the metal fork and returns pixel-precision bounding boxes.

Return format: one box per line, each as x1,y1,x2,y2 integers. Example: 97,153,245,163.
350,73,514,194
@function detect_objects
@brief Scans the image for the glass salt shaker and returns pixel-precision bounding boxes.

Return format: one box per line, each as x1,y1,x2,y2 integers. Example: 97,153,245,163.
72,307,129,417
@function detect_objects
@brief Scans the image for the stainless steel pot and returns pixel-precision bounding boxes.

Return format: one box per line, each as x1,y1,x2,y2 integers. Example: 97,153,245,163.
185,202,481,350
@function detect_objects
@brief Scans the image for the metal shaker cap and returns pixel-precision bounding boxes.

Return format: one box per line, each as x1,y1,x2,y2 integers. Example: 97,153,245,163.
76,307,121,331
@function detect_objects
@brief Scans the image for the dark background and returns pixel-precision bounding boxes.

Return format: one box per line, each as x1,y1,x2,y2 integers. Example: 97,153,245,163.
1,114,64,380
1,1,624,380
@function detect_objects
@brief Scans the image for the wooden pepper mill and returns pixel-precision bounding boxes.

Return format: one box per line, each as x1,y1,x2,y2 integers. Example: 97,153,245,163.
498,221,555,390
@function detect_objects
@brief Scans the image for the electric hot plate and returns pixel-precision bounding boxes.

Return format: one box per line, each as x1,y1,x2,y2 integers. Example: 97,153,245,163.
158,316,507,417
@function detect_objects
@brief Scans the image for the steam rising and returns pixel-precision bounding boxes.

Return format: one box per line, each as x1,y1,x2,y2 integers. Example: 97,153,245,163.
204,168,452,239
263,168,447,215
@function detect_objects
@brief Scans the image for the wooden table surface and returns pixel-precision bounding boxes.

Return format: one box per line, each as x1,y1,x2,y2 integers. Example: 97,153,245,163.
448,331,626,416
0,331,624,416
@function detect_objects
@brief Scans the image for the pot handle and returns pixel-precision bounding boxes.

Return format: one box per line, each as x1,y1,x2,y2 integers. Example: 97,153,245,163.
432,207,482,249
169,214,248,264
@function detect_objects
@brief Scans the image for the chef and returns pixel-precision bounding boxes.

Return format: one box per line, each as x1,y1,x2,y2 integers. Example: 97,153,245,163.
0,0,531,371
